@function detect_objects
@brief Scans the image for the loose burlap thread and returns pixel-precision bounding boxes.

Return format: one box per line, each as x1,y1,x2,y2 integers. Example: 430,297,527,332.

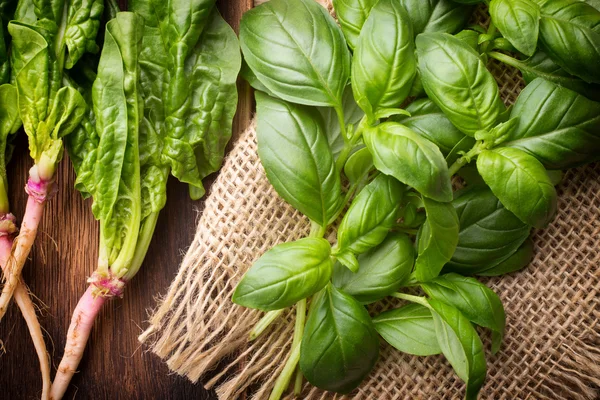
139,2,600,399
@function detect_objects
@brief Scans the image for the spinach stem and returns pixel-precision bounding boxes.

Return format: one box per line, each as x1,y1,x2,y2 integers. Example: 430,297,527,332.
391,292,430,308
269,298,307,400
249,309,284,341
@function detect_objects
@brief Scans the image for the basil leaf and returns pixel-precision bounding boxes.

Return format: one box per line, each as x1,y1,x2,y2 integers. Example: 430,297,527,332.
318,86,364,160
364,122,453,202
489,0,540,56
422,273,506,354
414,197,459,282
333,233,414,304
428,298,487,400
256,92,342,226
447,186,530,273
538,0,600,84
343,147,373,184
396,98,467,156
241,59,276,96
335,174,404,265
400,0,473,36
240,0,351,107
373,303,441,356
491,50,600,101
477,147,557,229
477,238,534,276
300,284,379,394
332,0,378,49
585,0,600,11
416,32,505,136
501,78,600,169
351,0,416,121
232,238,332,311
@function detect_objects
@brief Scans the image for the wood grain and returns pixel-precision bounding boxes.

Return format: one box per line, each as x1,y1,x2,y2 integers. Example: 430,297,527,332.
0,1,253,398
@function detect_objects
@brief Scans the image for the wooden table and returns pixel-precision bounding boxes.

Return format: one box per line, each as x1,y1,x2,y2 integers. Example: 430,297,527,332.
0,1,253,398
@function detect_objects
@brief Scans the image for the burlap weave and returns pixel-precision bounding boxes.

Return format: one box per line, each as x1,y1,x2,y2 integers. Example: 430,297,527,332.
139,3,600,399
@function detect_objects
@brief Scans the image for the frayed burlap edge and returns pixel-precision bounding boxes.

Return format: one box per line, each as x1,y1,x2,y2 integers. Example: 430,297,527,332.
139,2,600,399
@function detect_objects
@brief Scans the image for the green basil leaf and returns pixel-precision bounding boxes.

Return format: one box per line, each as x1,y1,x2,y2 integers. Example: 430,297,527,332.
241,58,276,96
584,0,600,11
343,146,373,184
256,92,342,226
300,284,379,394
447,186,530,273
400,0,474,36
416,32,505,136
474,117,520,148
335,174,404,259
318,86,364,160
489,0,540,56
428,298,487,400
332,0,378,49
396,98,467,156
240,0,351,107
490,50,600,102
422,273,506,354
414,197,459,282
333,233,414,304
501,78,600,169
538,0,600,83
351,0,416,120
373,303,441,356
477,238,534,276
232,238,332,311
364,122,453,202
454,28,480,50
477,147,557,228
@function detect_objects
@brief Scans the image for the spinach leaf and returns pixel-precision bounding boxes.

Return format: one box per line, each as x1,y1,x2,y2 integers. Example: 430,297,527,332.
87,12,144,274
332,0,378,49
64,0,103,68
538,0,600,83
333,233,414,304
501,78,600,169
477,238,534,276
428,298,487,400
416,32,505,136
477,147,557,229
0,84,20,214
448,186,530,274
489,0,540,56
343,146,373,184
318,86,364,160
373,303,441,356
351,0,416,121
396,98,467,156
132,0,239,199
232,238,333,311
400,0,474,37
422,273,506,353
240,0,351,107
414,197,459,282
300,284,379,393
256,92,342,226
364,122,453,202
334,174,404,270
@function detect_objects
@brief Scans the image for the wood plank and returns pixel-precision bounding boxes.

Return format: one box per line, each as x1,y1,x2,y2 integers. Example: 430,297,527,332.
0,1,252,398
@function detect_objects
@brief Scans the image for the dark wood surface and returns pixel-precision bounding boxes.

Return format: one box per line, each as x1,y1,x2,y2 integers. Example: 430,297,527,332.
0,1,253,398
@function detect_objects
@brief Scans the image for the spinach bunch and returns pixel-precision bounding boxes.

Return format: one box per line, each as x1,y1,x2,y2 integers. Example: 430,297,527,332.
52,2,241,398
235,0,600,398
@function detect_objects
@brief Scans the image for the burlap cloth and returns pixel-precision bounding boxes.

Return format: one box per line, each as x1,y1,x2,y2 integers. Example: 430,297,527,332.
139,2,600,399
